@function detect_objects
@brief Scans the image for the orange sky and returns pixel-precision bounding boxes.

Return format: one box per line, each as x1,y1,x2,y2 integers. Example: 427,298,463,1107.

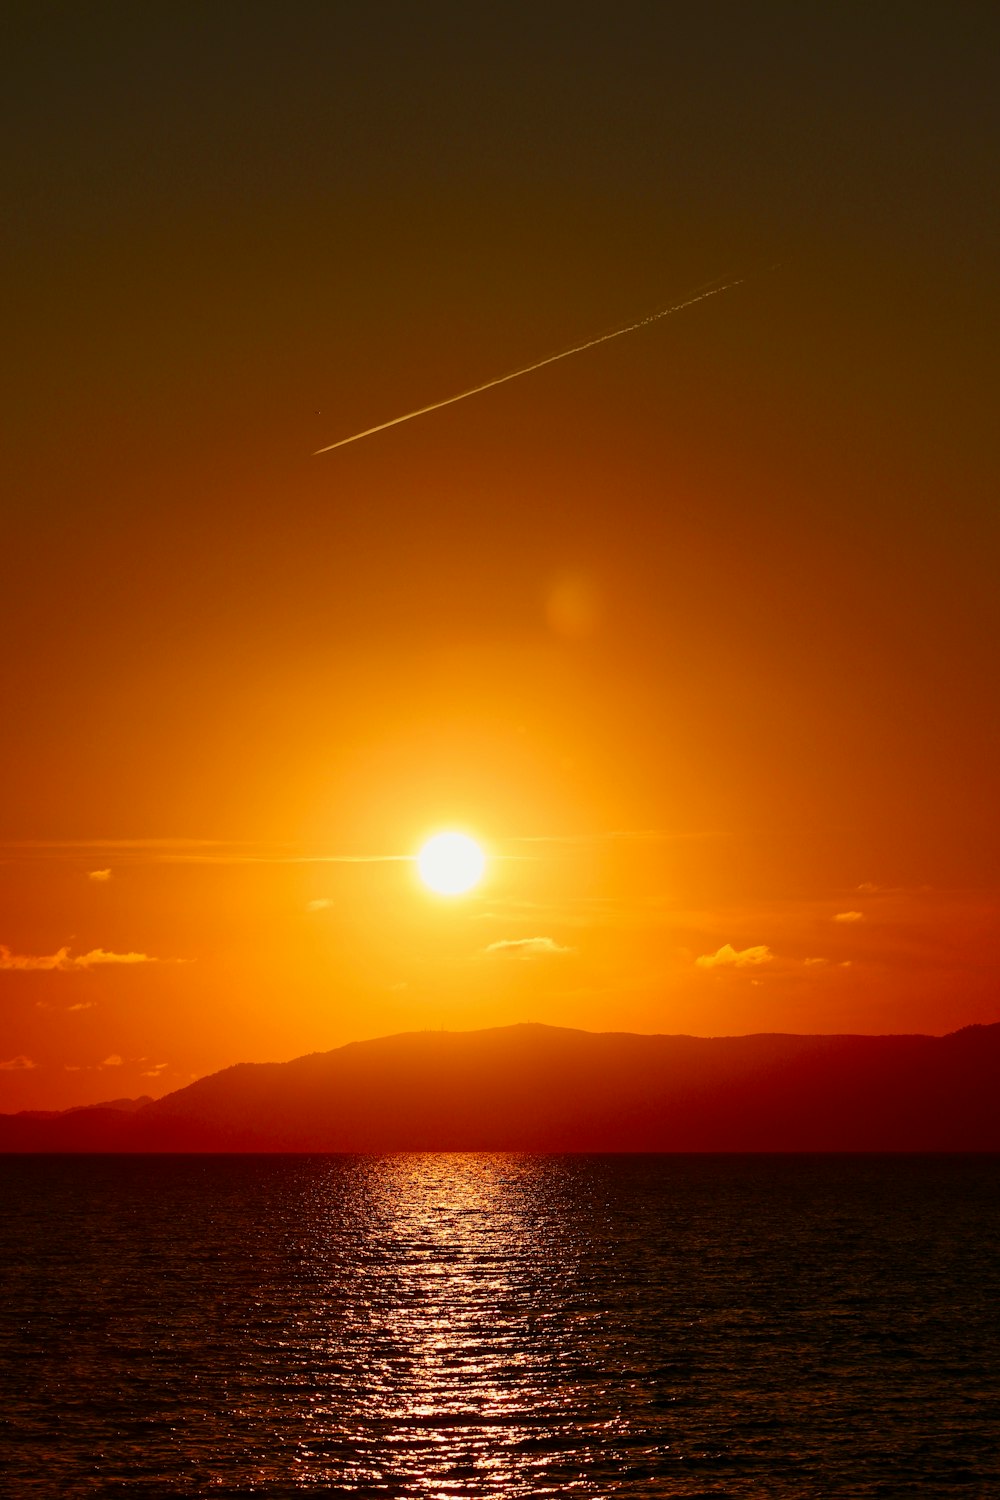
3,3,998,1107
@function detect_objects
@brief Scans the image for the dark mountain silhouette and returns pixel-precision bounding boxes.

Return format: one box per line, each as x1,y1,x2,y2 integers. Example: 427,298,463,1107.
2,1023,998,1152
0,1095,154,1151
11,1095,151,1120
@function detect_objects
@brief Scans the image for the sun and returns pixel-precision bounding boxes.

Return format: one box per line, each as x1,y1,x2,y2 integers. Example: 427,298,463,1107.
416,832,486,896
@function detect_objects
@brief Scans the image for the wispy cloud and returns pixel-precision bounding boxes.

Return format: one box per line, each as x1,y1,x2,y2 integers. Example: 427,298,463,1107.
484,936,574,958
100,1054,124,1068
314,279,744,456
76,948,156,968
695,943,773,969
833,911,865,923
0,830,731,871
0,838,242,860
0,945,158,971
306,898,332,912
163,853,412,866
510,829,730,846
2,839,233,849
0,1055,38,1071
0,839,411,867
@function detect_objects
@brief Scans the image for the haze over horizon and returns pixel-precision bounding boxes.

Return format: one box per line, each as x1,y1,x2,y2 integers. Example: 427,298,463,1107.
3,3,999,1111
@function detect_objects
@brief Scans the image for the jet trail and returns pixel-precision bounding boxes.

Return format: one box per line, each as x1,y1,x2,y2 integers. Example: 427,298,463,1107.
314,277,742,455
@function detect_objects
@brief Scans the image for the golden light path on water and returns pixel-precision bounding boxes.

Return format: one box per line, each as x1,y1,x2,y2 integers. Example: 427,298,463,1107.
286,1154,623,1494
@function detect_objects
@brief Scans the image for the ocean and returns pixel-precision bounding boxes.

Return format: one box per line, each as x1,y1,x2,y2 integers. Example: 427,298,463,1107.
2,1154,998,1496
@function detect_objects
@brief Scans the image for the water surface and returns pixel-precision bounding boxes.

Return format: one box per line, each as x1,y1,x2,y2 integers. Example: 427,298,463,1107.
3,1154,998,1495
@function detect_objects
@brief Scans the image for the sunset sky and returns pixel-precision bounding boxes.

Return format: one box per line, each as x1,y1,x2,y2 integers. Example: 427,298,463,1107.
3,2,998,1108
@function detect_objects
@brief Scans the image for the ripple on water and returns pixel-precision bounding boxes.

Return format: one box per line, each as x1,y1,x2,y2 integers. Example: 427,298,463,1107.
2,1153,999,1496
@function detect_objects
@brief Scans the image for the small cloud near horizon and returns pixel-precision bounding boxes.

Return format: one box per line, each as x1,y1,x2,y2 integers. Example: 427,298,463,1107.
696,943,773,969
833,911,864,923
484,937,573,958
0,944,159,971
87,869,112,882
306,898,332,912
0,1054,38,1071
100,1054,124,1068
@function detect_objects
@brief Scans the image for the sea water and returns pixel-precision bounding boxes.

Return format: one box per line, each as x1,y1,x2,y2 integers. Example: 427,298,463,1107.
2,1154,998,1496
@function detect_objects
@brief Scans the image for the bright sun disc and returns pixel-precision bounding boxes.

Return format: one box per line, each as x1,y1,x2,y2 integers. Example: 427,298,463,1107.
417,832,485,895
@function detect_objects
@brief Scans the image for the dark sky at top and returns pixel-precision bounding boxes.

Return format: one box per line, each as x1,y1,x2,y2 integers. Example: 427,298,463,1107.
4,0,999,851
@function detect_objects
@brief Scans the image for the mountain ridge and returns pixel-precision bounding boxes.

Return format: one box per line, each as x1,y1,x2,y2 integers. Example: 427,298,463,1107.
3,1021,998,1153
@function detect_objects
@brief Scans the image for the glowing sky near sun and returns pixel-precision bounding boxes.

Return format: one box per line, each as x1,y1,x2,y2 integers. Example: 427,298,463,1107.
2,4,998,1108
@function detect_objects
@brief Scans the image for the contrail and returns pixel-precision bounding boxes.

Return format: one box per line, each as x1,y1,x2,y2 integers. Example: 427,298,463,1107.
314,276,743,455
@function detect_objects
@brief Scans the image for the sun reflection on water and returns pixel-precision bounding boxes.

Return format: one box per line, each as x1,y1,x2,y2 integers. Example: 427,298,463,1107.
292,1153,599,1494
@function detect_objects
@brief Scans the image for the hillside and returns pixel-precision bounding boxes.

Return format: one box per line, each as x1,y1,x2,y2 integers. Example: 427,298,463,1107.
2,1022,998,1152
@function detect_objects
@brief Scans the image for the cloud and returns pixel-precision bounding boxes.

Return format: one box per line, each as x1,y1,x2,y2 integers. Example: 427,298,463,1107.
0,1054,37,1071
87,869,112,882
510,829,729,846
100,1054,124,1068
313,278,743,458
0,838,412,867
804,956,828,966
0,945,157,971
1,945,73,971
141,1062,168,1077
695,943,773,969
76,949,154,968
833,911,864,923
484,937,573,958
306,898,331,912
